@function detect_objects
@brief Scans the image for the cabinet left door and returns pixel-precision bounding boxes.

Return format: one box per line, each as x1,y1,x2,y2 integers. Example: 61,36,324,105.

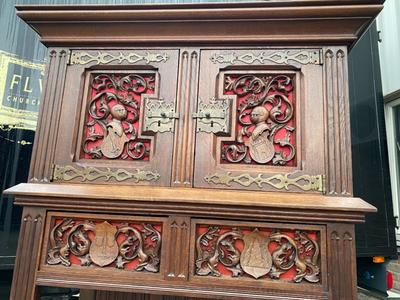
53,49,179,186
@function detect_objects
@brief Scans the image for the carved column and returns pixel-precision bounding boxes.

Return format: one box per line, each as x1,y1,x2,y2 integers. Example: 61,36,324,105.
327,223,357,299
28,48,69,182
164,216,191,280
10,206,46,300
171,49,199,187
323,47,353,196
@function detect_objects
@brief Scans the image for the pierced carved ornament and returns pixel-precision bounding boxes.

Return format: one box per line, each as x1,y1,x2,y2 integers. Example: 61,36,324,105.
196,226,320,284
47,218,162,273
210,50,321,66
52,165,160,183
221,74,295,166
83,73,154,161
204,172,325,192
70,51,169,65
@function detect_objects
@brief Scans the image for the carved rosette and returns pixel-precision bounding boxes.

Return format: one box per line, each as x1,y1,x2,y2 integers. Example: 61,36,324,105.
195,226,320,283
46,218,162,273
221,74,295,166
83,73,155,161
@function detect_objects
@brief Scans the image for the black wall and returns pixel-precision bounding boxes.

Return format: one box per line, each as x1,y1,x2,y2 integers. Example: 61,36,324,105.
349,21,397,257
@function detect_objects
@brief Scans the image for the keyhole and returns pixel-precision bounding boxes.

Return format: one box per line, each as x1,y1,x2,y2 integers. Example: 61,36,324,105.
158,120,161,127
211,121,214,127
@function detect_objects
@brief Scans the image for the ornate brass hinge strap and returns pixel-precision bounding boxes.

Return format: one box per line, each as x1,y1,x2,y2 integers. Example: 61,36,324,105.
143,97,179,133
204,172,325,193
69,51,169,65
192,97,232,134
210,50,322,65
53,165,160,182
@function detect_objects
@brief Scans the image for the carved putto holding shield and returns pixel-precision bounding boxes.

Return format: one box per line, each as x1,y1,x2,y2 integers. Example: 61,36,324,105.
100,104,129,159
222,74,295,166
246,106,275,164
83,73,155,160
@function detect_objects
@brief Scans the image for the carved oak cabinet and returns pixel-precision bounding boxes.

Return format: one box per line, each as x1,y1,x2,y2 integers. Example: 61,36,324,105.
4,1,383,300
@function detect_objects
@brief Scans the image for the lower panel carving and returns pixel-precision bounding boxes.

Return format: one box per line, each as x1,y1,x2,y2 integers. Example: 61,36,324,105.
194,222,322,284
44,213,163,273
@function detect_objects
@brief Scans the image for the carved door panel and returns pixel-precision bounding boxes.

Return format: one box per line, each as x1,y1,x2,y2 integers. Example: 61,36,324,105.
53,49,179,186
193,49,326,193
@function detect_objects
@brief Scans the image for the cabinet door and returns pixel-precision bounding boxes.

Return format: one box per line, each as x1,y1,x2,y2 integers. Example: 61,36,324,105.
53,49,179,186
193,49,325,193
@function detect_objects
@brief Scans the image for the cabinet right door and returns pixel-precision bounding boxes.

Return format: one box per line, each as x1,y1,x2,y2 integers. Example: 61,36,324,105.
193,49,326,193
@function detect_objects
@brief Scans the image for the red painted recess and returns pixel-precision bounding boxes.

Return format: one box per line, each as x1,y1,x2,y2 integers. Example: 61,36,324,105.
196,225,318,282
222,73,296,167
52,218,162,270
82,73,155,161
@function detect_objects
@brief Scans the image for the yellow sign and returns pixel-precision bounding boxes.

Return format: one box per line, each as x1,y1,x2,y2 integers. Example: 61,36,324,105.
0,50,45,131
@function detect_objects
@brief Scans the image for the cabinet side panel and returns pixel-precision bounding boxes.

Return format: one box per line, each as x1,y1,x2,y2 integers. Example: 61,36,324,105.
28,48,69,182
323,47,353,196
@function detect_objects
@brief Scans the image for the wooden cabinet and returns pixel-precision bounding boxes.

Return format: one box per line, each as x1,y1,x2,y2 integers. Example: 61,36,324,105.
194,49,325,192
4,1,384,300
49,47,326,193
53,49,180,186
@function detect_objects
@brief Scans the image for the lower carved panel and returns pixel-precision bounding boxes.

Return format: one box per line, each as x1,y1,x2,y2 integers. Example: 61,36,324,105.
44,213,163,273
194,223,322,284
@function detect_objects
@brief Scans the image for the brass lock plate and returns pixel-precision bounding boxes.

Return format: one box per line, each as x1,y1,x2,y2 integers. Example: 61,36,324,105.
193,97,232,134
143,97,179,133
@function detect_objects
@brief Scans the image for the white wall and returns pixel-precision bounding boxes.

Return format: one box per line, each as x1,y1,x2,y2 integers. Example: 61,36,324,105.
377,0,400,96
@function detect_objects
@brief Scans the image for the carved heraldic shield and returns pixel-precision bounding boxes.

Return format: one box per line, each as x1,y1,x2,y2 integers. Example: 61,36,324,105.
240,230,272,279
89,221,119,267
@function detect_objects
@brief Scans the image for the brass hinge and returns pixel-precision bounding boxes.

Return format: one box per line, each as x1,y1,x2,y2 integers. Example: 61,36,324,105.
50,164,56,182
143,97,179,133
192,97,232,134
205,172,326,193
52,164,160,182
318,49,324,65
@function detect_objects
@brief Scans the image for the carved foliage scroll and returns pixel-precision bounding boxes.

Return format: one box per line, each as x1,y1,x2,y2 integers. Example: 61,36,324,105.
46,218,162,273
195,225,320,284
83,72,155,161
221,74,296,166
